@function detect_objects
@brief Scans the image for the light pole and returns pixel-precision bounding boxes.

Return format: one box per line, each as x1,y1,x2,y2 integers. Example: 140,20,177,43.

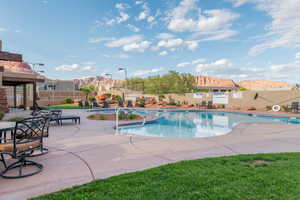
118,67,128,103
105,73,113,79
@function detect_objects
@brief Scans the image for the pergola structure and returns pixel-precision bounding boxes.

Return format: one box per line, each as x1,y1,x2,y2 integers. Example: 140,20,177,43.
0,41,45,111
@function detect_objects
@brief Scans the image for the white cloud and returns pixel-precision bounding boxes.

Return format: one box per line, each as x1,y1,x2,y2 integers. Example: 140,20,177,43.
177,62,190,67
105,4,130,25
159,51,168,56
103,53,130,59
166,0,239,41
0,28,9,32
115,3,130,11
176,58,207,67
132,67,164,76
157,38,199,51
158,38,184,48
229,0,300,55
136,0,143,5
195,58,265,79
127,24,140,32
156,33,175,40
185,40,199,50
55,64,93,71
106,35,142,47
136,2,156,26
89,37,114,44
123,40,151,52
295,52,300,60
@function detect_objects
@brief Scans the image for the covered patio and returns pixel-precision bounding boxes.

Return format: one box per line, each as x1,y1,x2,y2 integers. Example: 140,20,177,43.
0,64,45,111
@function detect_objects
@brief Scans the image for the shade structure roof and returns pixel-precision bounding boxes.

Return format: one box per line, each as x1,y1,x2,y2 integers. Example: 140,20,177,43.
0,60,45,86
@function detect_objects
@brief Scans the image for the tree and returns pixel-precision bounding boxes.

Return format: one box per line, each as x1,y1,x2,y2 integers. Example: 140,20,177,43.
125,71,196,95
80,84,96,101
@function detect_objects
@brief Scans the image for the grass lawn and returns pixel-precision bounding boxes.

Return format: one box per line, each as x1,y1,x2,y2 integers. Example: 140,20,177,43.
31,153,300,200
45,104,91,109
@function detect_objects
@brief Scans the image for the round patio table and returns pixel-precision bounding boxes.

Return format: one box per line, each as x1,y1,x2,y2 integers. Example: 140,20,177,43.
0,122,15,143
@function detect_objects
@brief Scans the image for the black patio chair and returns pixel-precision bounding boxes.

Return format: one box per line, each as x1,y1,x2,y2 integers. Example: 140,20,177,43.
50,110,63,126
127,100,133,108
291,102,299,112
118,101,124,107
0,116,47,178
207,101,213,109
103,101,109,108
201,101,207,108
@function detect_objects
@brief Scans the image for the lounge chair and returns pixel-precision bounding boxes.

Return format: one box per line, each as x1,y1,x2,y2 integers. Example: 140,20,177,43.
207,101,213,109
0,117,47,178
201,101,207,108
127,100,133,108
49,110,80,125
290,102,299,112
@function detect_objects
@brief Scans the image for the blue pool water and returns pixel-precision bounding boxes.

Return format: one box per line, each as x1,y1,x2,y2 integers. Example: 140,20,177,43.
90,109,300,138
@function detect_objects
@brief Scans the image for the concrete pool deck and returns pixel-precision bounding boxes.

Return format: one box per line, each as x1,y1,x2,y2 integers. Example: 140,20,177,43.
1,109,300,200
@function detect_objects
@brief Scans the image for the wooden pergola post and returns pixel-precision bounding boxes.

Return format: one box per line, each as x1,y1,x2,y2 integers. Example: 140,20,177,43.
33,81,37,110
23,84,27,110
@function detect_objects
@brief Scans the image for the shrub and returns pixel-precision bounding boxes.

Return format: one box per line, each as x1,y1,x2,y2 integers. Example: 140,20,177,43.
220,104,226,109
128,114,139,120
281,105,289,112
265,105,272,111
64,97,73,104
88,114,96,118
239,87,247,91
114,95,123,103
0,110,4,120
88,96,96,102
118,115,127,120
99,114,106,120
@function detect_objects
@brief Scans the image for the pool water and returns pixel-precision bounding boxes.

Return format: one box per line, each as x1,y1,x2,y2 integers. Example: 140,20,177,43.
91,110,300,139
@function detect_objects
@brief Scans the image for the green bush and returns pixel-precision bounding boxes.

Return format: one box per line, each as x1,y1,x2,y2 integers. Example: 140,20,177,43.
128,114,139,120
0,110,5,120
239,87,247,91
118,115,127,120
64,97,73,104
265,105,272,111
88,96,96,102
99,114,106,120
114,95,122,103
281,105,289,112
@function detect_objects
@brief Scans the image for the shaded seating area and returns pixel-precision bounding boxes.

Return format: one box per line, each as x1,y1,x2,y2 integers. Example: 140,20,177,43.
0,116,49,178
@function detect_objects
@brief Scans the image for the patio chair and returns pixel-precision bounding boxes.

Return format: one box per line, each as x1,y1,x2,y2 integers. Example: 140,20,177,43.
207,101,213,109
127,100,133,108
201,101,207,108
50,110,63,125
103,101,109,108
290,102,299,113
0,116,47,178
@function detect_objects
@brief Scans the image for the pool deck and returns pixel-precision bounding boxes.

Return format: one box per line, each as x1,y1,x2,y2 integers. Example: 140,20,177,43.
1,109,300,200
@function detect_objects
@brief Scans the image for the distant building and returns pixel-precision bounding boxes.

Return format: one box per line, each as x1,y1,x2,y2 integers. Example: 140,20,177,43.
38,79,76,91
238,80,294,91
195,76,239,92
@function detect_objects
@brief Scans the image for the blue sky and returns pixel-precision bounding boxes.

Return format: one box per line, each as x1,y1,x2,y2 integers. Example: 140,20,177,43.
0,0,300,82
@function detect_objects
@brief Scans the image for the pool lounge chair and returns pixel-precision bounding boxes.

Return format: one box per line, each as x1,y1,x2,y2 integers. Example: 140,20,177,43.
49,110,80,125
290,102,299,113
207,101,214,109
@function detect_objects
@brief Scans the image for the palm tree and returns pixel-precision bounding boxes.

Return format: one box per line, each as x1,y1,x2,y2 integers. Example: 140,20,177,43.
80,84,96,101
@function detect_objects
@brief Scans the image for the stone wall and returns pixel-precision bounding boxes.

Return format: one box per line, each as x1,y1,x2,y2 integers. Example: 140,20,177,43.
165,90,300,110
0,88,8,112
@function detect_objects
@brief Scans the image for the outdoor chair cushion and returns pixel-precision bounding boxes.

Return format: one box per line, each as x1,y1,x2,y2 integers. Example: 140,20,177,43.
0,141,41,153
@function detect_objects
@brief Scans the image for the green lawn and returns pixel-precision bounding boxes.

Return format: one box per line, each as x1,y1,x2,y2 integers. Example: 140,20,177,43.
45,104,92,109
31,153,300,200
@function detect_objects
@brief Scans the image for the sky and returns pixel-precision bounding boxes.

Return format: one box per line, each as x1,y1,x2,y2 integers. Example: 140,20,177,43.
0,0,300,82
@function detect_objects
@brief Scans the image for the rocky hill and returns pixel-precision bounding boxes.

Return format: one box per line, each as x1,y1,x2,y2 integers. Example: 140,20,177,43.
74,76,124,92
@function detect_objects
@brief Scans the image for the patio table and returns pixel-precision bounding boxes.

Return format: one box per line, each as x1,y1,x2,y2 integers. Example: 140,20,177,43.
0,122,15,143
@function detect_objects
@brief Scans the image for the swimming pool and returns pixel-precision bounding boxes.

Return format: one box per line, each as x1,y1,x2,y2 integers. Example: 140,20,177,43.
91,109,300,139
